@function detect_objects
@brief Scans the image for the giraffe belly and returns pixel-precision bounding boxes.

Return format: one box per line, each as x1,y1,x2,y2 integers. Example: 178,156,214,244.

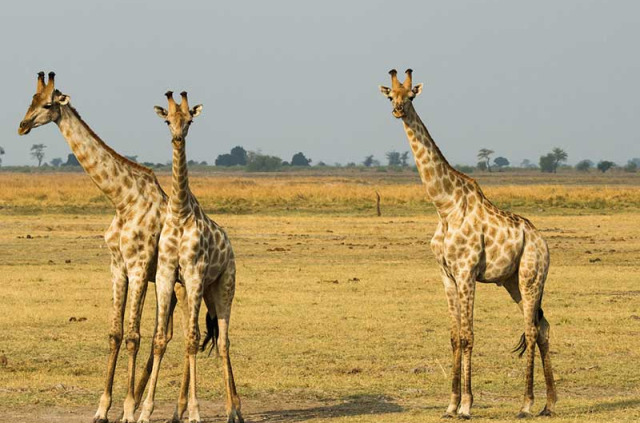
477,249,520,283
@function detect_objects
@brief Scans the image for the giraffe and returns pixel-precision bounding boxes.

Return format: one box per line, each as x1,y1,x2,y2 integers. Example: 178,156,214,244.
379,69,557,419
17,71,185,423
138,91,243,423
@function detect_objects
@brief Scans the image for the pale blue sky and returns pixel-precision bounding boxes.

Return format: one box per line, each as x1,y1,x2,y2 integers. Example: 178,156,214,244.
2,1,639,166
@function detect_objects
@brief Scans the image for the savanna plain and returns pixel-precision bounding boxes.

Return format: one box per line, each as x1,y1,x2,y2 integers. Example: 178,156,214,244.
1,170,639,422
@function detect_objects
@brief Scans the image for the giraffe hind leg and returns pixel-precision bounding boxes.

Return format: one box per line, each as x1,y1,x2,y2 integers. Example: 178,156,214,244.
536,305,557,415
205,266,243,423
504,272,554,418
516,243,553,418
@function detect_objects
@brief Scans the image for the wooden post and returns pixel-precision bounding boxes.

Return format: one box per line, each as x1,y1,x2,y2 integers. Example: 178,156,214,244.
375,191,381,216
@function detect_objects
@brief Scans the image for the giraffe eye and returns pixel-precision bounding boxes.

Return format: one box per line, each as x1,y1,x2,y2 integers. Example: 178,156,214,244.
43,103,52,109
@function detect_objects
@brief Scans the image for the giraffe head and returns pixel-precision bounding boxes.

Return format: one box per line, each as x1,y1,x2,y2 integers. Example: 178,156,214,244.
18,72,71,135
379,69,423,119
154,91,202,144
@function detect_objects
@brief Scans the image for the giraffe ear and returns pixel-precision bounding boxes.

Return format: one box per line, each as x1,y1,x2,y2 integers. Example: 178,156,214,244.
56,93,70,105
154,106,168,119
190,104,203,118
412,83,423,97
379,85,391,97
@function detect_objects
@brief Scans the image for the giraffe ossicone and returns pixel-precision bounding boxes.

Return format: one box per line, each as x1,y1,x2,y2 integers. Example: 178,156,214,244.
380,68,557,419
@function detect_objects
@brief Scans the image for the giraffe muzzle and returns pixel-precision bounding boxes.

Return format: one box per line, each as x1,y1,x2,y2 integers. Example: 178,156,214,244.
392,108,405,119
18,120,32,135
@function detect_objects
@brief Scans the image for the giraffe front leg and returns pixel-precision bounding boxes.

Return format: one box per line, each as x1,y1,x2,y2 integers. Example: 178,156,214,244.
517,298,539,419
138,259,178,423
122,269,149,423
183,270,206,423
440,269,461,418
456,271,476,419
93,259,127,423
170,283,191,423
134,291,177,410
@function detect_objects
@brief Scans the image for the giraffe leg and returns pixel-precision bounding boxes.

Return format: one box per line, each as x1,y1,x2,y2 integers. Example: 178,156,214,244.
504,272,556,417
439,269,461,418
93,259,127,423
138,259,178,423
205,266,243,423
515,239,552,419
134,291,177,410
170,283,191,423
122,272,149,423
517,296,538,418
536,313,557,416
183,270,207,423
456,271,476,419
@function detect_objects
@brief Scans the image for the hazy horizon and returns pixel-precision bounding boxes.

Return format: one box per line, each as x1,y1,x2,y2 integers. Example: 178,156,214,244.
2,1,639,168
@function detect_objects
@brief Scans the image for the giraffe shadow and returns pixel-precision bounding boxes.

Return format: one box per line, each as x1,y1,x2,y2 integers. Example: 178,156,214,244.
242,394,404,423
573,398,640,414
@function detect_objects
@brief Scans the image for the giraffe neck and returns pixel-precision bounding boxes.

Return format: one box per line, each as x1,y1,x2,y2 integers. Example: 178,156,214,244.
56,105,154,211
401,103,465,218
170,140,191,218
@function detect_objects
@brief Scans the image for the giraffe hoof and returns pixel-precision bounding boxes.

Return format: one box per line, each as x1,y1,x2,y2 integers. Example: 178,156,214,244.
441,412,456,419
516,411,533,419
227,409,244,423
457,413,471,420
538,408,555,417
93,419,109,423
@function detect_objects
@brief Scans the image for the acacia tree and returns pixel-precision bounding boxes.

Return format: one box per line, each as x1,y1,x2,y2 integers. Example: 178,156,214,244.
493,156,510,170
64,153,80,166
520,159,534,168
216,146,248,166
400,151,410,167
539,147,568,173
291,152,311,166
597,160,615,173
386,151,401,167
230,146,248,165
539,154,555,173
477,148,494,172
575,159,593,172
0,146,4,166
363,155,375,167
30,144,46,167
551,148,568,172
246,151,282,171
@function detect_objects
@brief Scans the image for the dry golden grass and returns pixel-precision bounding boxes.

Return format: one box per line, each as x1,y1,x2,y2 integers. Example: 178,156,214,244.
1,172,640,215
1,206,639,422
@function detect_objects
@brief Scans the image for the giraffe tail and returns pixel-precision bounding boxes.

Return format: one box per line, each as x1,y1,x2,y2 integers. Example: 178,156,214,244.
512,307,544,358
200,311,219,357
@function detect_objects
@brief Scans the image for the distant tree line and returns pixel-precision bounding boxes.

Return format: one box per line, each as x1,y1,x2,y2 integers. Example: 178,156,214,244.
4,143,638,175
